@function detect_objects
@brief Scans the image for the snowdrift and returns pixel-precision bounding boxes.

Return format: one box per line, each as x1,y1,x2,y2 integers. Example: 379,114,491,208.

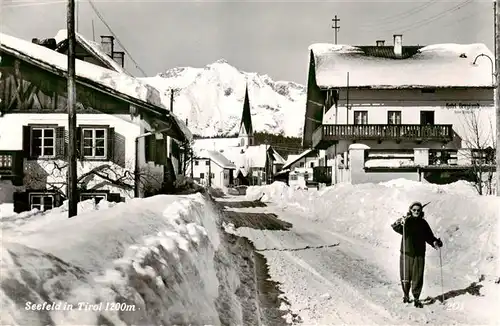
247,180,500,283
0,194,243,325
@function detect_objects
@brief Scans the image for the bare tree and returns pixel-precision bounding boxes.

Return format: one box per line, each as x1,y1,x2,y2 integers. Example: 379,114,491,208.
460,110,496,195
24,158,165,201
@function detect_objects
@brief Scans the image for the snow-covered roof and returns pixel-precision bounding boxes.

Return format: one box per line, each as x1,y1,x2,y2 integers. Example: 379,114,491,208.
283,149,316,170
243,145,268,168
0,32,192,143
271,148,286,165
0,32,162,107
54,29,129,75
198,149,236,169
309,43,495,88
192,137,240,153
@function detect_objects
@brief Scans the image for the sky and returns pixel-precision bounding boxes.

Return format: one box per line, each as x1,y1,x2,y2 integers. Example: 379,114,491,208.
0,0,494,84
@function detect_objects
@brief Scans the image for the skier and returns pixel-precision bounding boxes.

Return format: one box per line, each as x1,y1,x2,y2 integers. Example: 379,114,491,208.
391,201,443,308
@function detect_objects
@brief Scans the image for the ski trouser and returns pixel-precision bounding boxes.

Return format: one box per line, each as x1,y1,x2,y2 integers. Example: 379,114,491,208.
399,254,425,300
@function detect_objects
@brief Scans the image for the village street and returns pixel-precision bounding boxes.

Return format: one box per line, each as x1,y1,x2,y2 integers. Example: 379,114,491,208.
217,196,491,326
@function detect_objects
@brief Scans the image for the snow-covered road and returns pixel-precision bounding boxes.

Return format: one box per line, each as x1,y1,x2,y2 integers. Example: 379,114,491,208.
220,197,496,325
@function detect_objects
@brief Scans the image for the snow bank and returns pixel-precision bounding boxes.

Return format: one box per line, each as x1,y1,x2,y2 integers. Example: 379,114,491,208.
248,179,499,282
1,194,244,325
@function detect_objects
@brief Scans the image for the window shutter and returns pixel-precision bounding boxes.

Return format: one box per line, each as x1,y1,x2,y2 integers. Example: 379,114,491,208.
155,138,165,165
55,126,66,159
76,127,82,159
145,135,156,162
107,127,115,161
13,192,30,213
107,192,122,203
22,126,31,158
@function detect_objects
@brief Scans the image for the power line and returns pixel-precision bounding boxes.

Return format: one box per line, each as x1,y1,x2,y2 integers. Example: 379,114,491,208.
359,0,440,29
378,0,474,34
86,0,148,77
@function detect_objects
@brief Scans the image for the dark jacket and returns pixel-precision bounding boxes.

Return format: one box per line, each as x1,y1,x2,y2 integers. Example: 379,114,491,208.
391,215,439,257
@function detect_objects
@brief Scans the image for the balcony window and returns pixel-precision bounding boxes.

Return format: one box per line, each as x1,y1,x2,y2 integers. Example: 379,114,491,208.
354,111,368,125
388,111,402,125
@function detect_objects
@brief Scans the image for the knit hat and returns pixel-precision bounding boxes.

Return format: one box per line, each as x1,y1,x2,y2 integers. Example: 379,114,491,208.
409,201,423,211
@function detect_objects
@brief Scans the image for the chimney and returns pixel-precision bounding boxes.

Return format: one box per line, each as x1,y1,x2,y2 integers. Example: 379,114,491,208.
112,51,125,67
393,34,402,58
32,38,57,50
376,40,385,47
100,35,114,57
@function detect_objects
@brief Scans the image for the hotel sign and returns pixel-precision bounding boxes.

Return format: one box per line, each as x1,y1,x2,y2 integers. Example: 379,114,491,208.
445,102,481,113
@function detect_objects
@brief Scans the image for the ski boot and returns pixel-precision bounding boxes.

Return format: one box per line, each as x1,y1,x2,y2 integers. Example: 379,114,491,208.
414,299,423,308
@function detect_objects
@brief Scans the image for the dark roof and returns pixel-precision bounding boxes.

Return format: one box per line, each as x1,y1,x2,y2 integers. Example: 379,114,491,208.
356,45,423,59
240,85,253,135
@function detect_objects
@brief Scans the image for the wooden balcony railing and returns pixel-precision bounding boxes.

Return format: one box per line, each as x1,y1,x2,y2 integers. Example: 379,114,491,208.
0,151,24,185
312,124,454,149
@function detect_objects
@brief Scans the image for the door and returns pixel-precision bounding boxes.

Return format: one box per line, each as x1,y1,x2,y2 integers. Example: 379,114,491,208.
420,111,435,125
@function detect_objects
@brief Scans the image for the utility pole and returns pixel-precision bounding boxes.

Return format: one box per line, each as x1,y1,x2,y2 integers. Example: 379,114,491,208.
332,15,340,44
92,19,96,42
208,158,212,187
67,0,78,217
495,0,500,196
170,89,174,112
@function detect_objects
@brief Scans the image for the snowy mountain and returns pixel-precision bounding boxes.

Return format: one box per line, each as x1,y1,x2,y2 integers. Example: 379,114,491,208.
140,59,306,138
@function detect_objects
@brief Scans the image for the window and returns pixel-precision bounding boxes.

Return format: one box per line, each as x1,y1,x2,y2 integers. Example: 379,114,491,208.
82,128,107,158
205,160,210,165
388,111,402,125
310,162,315,168
30,193,54,211
210,173,215,178
290,174,298,181
224,172,228,180
299,162,305,168
354,111,368,125
304,172,310,181
195,160,199,166
80,193,107,204
31,127,55,157
420,111,435,125
200,172,205,179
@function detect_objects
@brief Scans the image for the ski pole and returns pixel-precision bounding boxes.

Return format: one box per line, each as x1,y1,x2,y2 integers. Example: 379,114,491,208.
439,247,444,304
402,216,406,297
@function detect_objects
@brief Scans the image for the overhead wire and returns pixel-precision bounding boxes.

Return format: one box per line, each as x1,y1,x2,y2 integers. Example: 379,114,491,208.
86,0,148,77
378,0,475,34
359,0,440,29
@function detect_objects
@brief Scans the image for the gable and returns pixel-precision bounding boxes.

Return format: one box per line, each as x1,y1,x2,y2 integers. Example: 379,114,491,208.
57,40,112,71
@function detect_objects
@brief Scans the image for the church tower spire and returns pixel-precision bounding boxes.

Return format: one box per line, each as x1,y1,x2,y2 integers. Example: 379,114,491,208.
238,83,254,147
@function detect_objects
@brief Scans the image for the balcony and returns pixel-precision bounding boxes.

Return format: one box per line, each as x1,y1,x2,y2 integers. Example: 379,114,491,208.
0,151,24,185
312,124,454,149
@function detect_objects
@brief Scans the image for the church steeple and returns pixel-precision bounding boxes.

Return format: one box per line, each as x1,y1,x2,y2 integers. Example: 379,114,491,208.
238,84,254,147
